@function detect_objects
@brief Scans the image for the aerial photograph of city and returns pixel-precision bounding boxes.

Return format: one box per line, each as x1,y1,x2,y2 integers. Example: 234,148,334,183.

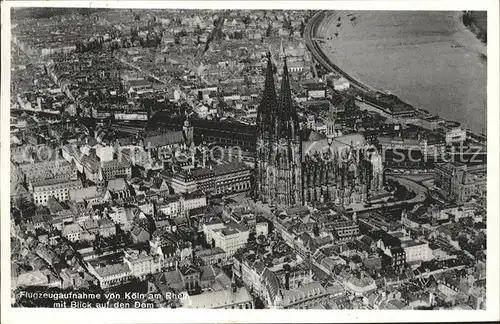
7,6,489,311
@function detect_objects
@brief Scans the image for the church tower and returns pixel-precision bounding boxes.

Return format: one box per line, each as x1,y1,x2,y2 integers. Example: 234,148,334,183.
255,52,278,201
279,38,285,59
183,118,194,147
326,101,338,141
272,57,303,207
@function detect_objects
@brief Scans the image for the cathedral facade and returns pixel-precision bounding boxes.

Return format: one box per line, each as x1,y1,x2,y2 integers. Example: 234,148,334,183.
255,54,383,208
255,53,303,208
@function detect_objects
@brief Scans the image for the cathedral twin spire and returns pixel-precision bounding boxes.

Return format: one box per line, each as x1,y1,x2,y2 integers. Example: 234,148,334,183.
257,51,298,141
255,51,303,207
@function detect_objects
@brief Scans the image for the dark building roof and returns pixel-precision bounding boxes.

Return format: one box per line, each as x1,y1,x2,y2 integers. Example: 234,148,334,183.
212,162,250,175
144,131,185,148
148,115,256,149
261,268,280,303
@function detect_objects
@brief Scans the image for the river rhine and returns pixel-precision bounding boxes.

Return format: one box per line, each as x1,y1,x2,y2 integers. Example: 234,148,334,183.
317,11,487,134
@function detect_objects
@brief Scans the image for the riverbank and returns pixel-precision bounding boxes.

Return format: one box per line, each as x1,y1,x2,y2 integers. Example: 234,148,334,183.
315,11,487,133
462,11,487,45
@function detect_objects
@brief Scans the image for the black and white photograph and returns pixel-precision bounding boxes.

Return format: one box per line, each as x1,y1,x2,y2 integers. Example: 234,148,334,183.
1,0,499,323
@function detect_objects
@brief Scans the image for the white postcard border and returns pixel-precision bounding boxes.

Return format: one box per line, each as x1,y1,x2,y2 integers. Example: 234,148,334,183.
1,1,499,323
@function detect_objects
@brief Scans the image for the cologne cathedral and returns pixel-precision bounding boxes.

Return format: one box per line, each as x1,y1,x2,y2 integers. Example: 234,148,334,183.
255,53,384,209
